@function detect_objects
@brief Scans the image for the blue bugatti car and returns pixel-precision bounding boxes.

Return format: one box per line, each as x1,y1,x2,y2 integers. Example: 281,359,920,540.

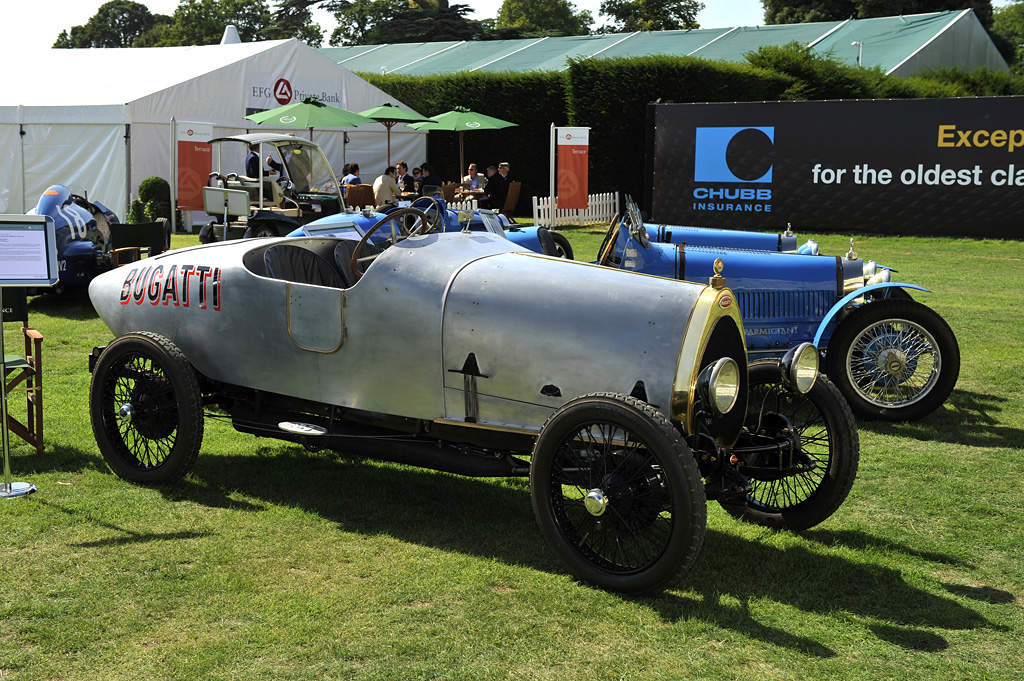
598,200,959,422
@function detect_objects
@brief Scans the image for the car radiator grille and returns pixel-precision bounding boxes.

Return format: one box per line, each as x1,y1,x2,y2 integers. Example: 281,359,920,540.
736,290,835,321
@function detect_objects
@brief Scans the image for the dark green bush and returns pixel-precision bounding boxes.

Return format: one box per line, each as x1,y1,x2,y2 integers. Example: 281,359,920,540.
365,46,1024,211
144,199,161,223
127,199,146,224
138,176,170,204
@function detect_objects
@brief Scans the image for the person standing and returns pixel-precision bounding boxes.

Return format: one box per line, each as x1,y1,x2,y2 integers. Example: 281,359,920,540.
373,166,401,207
245,143,280,179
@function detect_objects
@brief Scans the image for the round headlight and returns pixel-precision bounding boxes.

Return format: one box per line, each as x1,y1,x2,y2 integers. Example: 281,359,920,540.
781,343,819,394
698,357,741,416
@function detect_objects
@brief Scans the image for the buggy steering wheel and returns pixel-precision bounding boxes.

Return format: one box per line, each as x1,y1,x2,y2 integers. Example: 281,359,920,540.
350,207,433,281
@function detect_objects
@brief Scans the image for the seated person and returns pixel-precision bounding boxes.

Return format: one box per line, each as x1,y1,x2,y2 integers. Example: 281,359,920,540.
245,143,281,179
395,160,416,196
373,166,402,207
341,163,361,186
462,163,487,191
412,166,423,193
482,165,508,208
419,163,444,194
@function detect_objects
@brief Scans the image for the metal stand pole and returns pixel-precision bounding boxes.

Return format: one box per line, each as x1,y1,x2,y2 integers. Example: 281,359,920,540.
1,286,38,499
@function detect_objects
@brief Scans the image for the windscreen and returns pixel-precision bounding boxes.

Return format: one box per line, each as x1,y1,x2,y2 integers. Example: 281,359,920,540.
280,143,338,195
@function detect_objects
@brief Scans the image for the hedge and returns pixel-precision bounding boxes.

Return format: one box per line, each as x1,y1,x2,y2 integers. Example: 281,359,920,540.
361,45,1024,211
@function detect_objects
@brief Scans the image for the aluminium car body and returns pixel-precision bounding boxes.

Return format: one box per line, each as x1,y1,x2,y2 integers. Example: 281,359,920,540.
87,219,858,595
600,201,959,421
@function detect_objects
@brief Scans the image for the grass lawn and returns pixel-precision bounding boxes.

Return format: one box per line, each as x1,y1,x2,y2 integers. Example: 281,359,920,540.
1,226,1021,680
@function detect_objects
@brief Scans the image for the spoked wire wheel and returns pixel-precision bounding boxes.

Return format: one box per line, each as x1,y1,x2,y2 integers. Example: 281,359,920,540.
531,393,705,596
720,364,859,531
826,299,959,421
90,332,204,484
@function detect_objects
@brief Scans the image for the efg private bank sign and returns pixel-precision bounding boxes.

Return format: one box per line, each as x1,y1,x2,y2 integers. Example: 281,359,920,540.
646,97,1024,239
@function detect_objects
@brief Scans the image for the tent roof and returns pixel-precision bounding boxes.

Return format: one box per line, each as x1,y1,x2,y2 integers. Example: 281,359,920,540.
319,10,1007,77
4,40,289,108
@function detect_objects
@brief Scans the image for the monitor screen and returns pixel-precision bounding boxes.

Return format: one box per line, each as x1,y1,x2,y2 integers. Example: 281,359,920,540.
0,215,58,286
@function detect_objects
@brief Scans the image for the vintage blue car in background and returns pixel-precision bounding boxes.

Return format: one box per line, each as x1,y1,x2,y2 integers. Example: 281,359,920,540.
599,200,960,422
287,195,571,258
28,184,120,291
601,215,804,254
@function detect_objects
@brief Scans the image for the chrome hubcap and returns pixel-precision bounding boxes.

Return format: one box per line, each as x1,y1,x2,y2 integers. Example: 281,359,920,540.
584,488,609,516
117,403,134,424
877,348,908,379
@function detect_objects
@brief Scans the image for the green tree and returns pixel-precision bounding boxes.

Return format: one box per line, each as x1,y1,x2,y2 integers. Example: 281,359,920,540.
992,0,1024,72
263,0,326,46
496,0,593,36
762,1,993,28
53,0,155,48
137,0,273,47
329,0,489,45
597,0,704,33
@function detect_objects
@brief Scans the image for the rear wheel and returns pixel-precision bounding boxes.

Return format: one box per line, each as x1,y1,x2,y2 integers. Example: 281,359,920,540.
531,393,706,596
90,332,204,484
826,299,959,421
719,363,859,531
243,222,279,239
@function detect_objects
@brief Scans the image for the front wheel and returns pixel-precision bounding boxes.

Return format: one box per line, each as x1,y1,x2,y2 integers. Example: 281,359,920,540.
530,393,706,596
825,299,959,421
719,363,859,531
90,332,204,484
550,232,574,259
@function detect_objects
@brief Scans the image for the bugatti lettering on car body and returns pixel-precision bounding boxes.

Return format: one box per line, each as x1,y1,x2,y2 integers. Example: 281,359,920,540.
87,212,858,595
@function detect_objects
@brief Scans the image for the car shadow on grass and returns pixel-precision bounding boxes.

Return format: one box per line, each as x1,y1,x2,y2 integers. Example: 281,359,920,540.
164,443,1003,657
858,389,1023,449
26,288,99,321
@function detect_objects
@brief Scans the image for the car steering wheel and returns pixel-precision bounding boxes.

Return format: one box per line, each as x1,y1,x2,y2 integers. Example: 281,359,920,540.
409,196,446,232
350,207,432,281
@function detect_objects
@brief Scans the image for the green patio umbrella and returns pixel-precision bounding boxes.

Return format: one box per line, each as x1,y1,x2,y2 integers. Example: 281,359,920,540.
357,102,432,165
409,108,517,181
245,96,372,140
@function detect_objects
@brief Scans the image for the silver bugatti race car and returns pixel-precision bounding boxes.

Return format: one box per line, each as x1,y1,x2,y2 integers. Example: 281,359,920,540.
87,212,858,595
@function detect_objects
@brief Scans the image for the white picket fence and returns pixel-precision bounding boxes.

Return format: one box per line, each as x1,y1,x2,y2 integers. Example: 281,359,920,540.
531,192,619,227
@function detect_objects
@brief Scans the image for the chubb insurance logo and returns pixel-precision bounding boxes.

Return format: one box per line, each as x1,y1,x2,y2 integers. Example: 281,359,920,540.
692,126,774,213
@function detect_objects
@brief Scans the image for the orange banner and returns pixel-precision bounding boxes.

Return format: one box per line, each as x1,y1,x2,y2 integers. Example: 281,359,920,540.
176,123,213,211
557,127,589,210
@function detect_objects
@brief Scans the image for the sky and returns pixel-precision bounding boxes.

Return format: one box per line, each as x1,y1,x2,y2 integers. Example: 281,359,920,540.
11,0,769,54
11,0,1017,53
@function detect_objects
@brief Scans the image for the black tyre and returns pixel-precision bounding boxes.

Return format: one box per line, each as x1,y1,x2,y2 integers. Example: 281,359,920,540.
719,363,859,531
530,392,706,596
550,232,574,260
90,332,204,484
825,299,959,421
243,222,279,239
199,221,218,244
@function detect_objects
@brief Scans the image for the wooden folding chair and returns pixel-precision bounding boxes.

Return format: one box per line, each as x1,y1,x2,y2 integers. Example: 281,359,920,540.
2,287,44,455
501,181,522,222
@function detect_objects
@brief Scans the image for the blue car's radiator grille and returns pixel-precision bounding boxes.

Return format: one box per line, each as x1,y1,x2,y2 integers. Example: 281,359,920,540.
736,290,835,321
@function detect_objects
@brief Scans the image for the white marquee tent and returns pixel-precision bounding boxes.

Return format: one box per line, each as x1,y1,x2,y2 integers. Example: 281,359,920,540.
0,39,427,217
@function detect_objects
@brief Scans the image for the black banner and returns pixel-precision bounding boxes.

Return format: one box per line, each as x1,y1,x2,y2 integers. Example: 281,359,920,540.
646,97,1024,239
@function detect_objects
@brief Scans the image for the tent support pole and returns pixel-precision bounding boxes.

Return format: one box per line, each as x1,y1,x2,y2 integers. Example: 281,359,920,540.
124,124,132,220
